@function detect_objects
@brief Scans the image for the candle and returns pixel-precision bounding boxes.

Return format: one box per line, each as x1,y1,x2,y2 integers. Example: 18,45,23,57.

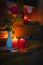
24,16,28,21
12,37,18,49
19,38,25,49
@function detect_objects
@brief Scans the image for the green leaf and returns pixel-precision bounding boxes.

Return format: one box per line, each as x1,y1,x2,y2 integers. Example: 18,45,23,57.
12,28,15,34
5,27,10,31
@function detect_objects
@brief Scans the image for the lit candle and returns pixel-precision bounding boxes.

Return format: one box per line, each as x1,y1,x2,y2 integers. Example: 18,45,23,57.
24,16,28,21
12,37,18,49
19,38,25,49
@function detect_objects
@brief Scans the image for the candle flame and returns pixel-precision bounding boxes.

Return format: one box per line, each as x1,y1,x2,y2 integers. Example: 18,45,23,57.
24,16,27,20
12,37,18,41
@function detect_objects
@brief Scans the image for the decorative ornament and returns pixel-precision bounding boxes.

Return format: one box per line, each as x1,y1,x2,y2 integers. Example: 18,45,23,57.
10,7,18,14
27,6,32,13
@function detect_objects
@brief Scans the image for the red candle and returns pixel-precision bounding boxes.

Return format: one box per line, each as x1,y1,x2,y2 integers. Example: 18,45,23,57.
12,37,18,49
19,38,25,49
24,16,28,21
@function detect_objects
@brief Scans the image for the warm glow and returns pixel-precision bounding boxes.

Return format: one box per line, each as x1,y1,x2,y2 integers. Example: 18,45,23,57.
12,37,18,49
24,16,27,20
0,31,8,39
19,38,25,43
20,38,24,41
3,34,8,38
13,14,17,17
12,37,18,41
24,16,28,21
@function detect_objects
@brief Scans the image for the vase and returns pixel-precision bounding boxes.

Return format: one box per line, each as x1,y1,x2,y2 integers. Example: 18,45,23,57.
6,31,12,50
